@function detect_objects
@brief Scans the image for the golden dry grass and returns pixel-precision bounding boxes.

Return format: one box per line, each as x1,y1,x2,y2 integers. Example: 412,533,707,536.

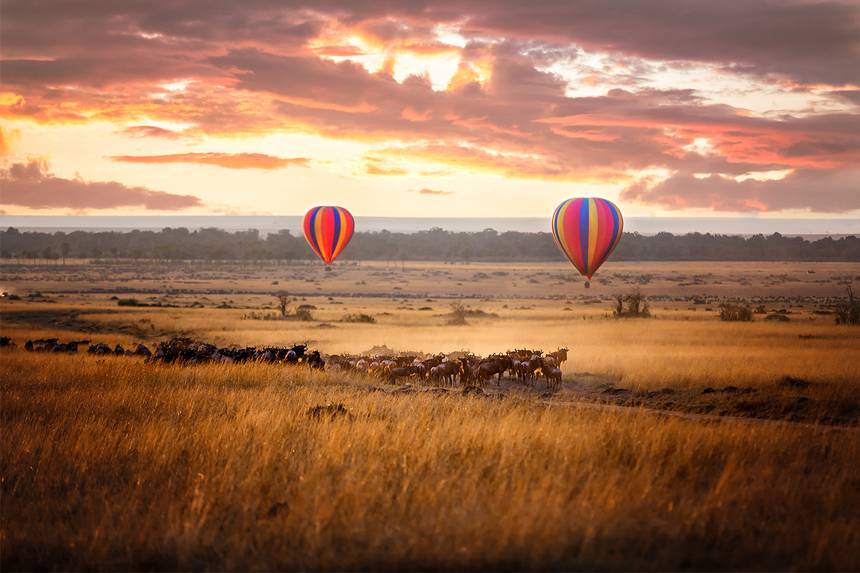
3,260,859,570
2,351,859,571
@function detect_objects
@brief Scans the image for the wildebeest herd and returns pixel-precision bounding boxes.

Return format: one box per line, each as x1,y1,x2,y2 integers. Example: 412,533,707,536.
9,336,567,389
16,337,325,367
327,348,568,389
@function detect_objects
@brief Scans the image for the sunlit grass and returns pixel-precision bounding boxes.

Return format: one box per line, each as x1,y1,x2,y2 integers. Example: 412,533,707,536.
2,352,858,570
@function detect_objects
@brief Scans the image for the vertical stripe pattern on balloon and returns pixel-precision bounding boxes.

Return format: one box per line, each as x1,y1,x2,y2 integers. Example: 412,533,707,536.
551,198,623,279
303,206,355,265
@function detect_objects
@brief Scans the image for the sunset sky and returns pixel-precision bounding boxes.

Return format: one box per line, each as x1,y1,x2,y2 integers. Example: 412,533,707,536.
1,1,858,218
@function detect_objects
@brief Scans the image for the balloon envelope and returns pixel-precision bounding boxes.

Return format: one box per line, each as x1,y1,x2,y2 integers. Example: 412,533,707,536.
551,198,623,279
303,206,355,265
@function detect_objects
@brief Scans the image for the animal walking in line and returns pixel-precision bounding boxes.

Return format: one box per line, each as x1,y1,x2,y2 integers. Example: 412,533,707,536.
7,336,568,390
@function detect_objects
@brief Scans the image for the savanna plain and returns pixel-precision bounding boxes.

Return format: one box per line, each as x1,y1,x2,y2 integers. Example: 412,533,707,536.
2,259,859,571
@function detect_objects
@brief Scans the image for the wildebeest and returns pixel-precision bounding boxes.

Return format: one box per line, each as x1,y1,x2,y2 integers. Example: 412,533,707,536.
25,338,59,352
133,343,152,357
432,360,461,385
88,342,112,355
22,335,569,391
543,364,563,390
547,347,569,366
387,365,417,383
472,355,512,386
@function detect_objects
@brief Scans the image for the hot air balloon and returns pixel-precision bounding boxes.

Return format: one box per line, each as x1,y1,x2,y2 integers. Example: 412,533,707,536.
551,198,623,287
303,206,354,269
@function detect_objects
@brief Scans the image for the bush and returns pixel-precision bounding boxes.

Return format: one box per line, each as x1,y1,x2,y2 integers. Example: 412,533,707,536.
765,313,790,322
835,285,859,325
241,311,281,320
341,313,376,324
294,308,315,321
447,302,468,325
612,290,651,318
719,303,753,322
117,298,142,307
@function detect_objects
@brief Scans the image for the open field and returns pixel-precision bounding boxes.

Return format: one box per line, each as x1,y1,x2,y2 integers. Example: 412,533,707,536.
3,353,860,571
2,260,859,570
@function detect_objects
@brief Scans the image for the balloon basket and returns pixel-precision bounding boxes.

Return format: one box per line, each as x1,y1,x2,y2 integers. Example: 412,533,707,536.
584,280,591,289
325,265,332,272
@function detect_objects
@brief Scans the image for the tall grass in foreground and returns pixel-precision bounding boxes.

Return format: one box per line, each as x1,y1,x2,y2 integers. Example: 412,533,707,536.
2,352,859,571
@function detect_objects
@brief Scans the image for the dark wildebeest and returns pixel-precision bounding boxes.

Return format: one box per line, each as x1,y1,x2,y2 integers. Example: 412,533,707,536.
89,342,112,355
543,363,563,390
306,350,325,369
472,355,512,386
51,341,79,353
457,357,474,387
388,365,417,384
414,362,427,379
433,361,461,385
522,353,544,386
547,347,569,366
133,343,152,357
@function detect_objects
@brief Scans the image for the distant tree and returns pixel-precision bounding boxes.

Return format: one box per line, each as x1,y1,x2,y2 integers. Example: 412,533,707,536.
1,227,859,263
612,290,651,318
276,293,290,319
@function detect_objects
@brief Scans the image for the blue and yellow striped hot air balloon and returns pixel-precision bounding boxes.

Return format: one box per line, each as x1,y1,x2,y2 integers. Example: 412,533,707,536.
303,206,355,268
551,198,623,286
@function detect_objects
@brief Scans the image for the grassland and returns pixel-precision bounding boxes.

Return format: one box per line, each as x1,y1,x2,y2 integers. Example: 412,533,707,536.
2,260,859,570
3,352,859,571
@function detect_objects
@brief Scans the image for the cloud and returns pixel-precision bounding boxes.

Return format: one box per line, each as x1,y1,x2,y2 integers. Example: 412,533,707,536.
1,1,858,213
4,1,855,86
121,125,188,139
109,152,309,169
620,168,860,213
0,127,12,155
365,163,408,176
0,160,202,210
416,188,453,196
455,0,860,85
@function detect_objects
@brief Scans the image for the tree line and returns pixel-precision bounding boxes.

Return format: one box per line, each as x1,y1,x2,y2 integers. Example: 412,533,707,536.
1,227,858,262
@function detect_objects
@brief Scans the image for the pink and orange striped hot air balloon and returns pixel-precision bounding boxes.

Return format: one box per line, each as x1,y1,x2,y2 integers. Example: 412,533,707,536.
303,206,355,268
551,198,623,286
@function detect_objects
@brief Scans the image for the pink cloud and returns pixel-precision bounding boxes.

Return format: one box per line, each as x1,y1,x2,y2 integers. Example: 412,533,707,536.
110,152,309,170
0,2,858,213
0,160,203,210
621,168,860,213
416,188,453,195
121,125,187,139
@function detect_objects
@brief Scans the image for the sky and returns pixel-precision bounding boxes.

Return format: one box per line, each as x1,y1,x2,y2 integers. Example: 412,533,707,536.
1,0,859,219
